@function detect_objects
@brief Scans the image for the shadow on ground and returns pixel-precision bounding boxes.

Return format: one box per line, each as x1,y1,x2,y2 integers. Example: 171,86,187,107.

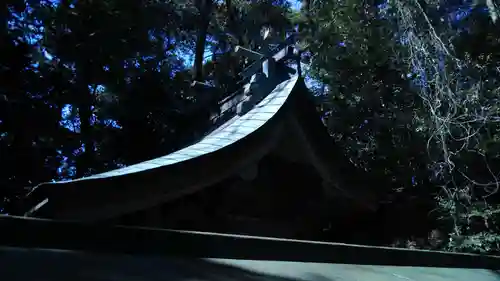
1,247,499,281
0,247,333,281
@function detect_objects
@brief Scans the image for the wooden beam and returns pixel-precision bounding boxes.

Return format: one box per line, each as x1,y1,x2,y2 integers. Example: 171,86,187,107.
287,113,378,211
262,58,275,79
238,45,297,79
191,81,217,91
234,34,296,61
234,32,297,79
234,46,264,60
239,61,264,79
272,45,295,61
240,58,296,79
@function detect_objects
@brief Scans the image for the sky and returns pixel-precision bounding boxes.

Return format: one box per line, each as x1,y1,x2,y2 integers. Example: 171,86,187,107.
290,0,301,10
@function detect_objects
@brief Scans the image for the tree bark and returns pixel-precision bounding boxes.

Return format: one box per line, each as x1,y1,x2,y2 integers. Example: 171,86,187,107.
193,0,213,82
225,0,244,46
300,0,312,33
76,77,95,178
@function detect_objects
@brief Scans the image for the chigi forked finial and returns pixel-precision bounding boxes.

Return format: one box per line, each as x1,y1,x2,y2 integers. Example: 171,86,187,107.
232,27,299,115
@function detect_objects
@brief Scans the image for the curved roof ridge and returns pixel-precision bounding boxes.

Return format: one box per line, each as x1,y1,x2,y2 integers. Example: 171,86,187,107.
33,76,299,187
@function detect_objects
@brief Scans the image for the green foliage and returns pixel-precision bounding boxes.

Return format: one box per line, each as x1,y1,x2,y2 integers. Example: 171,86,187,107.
300,0,500,253
303,0,434,215
389,0,500,254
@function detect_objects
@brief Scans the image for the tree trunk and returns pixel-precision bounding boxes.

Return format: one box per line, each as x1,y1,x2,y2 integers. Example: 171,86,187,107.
301,0,310,14
300,0,314,35
193,0,213,82
76,77,95,178
225,0,244,46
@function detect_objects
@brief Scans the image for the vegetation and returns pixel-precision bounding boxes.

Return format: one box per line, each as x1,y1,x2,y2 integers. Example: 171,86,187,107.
2,0,500,254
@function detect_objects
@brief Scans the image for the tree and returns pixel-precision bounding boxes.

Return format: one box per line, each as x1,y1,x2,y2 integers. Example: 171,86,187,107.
389,0,500,253
193,0,214,82
0,0,71,213
37,0,191,175
300,0,500,253
300,0,439,244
